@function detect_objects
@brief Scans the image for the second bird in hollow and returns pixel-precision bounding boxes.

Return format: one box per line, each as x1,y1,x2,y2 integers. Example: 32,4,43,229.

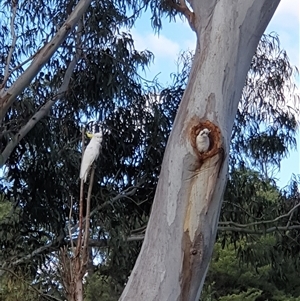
196,128,210,153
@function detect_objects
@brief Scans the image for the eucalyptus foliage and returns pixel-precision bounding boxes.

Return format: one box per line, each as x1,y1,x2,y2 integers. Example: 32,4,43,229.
0,0,299,297
201,239,300,301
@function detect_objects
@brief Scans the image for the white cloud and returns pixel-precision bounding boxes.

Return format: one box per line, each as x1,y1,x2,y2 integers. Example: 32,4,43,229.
132,30,181,59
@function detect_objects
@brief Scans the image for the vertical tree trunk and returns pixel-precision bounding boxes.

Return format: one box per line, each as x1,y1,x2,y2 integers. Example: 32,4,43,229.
120,1,280,300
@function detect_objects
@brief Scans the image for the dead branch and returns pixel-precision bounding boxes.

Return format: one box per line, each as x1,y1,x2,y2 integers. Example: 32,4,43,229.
81,166,95,271
84,167,95,250
71,185,139,236
69,196,74,251
76,127,86,257
58,247,73,300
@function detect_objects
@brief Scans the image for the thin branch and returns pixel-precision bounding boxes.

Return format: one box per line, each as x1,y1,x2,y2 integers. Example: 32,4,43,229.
130,225,147,234
127,223,300,238
8,52,37,75
95,48,161,84
218,202,300,229
76,128,86,257
68,196,74,251
73,235,144,247
71,185,139,236
82,166,95,263
0,20,84,167
127,235,145,242
286,203,297,228
0,185,140,270
222,201,265,221
0,267,63,301
72,238,107,248
6,32,52,78
75,223,300,242
58,247,73,299
218,224,300,235
0,0,92,122
72,235,144,248
4,217,300,275
1,1,18,91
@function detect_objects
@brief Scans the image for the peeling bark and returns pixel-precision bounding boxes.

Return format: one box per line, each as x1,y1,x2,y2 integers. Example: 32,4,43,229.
120,1,280,300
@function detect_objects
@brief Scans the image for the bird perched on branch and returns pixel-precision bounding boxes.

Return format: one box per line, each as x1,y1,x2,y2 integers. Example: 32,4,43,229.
80,130,103,182
196,128,210,153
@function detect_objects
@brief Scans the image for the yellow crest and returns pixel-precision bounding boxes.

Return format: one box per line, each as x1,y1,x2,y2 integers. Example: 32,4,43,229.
86,131,93,138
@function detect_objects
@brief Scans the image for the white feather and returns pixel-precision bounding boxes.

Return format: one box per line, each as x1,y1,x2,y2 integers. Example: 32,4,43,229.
80,131,103,182
196,128,210,153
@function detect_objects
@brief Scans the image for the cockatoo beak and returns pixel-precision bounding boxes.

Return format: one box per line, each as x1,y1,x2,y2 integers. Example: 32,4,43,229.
86,132,94,138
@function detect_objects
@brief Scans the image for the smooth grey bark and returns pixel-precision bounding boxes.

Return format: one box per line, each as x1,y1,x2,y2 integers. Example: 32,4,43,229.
120,1,280,300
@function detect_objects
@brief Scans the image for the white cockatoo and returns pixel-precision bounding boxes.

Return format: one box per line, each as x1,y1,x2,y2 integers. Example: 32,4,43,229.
80,131,103,182
196,128,210,153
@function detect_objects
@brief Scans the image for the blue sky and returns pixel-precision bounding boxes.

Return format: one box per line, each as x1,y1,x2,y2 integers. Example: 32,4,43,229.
131,0,300,188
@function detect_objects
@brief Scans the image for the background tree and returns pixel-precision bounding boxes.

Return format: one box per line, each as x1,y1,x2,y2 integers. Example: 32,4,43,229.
2,30,299,300
0,0,299,300
201,237,300,301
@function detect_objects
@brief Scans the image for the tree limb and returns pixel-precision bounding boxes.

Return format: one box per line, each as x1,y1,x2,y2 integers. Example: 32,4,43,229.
7,53,37,76
3,213,299,274
128,223,300,238
166,0,195,31
0,0,92,122
219,202,300,229
218,224,300,235
0,20,84,167
69,196,75,252
70,185,139,237
84,167,94,250
73,235,144,248
0,185,139,270
77,127,86,257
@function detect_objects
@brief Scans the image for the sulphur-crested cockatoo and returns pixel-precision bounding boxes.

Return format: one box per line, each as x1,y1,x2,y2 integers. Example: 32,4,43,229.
196,128,210,153
80,131,103,182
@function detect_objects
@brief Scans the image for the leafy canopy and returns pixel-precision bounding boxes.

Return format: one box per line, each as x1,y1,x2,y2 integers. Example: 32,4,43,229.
0,0,299,298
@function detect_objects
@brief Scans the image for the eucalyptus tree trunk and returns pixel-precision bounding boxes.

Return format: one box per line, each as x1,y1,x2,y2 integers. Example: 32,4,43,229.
120,1,280,300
